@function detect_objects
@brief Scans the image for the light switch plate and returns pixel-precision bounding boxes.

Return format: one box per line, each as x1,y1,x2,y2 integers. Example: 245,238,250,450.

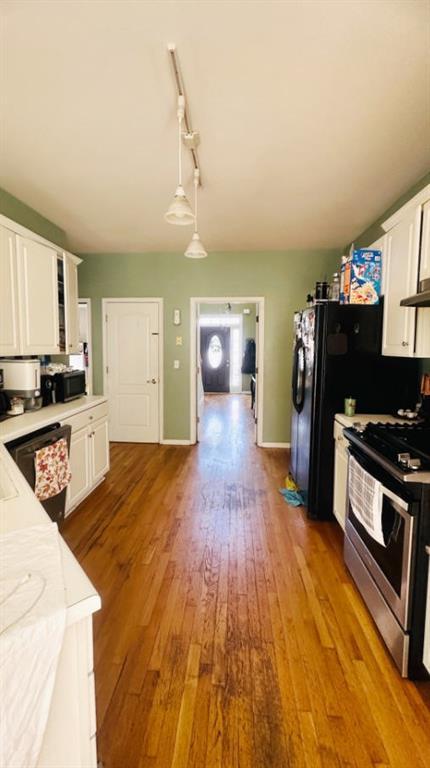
173,309,181,325
174,359,180,369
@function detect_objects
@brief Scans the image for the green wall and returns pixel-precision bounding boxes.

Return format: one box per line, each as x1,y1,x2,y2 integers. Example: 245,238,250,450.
78,250,340,442
0,187,68,248
199,302,256,391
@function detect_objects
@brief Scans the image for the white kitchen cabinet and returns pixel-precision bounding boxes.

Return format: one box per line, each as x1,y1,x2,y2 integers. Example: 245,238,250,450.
65,402,110,516
333,419,349,530
381,206,420,357
380,186,430,358
64,253,80,354
0,225,20,356
37,615,98,768
67,426,92,511
91,417,110,485
17,236,61,355
0,214,83,357
424,547,430,675
420,200,430,282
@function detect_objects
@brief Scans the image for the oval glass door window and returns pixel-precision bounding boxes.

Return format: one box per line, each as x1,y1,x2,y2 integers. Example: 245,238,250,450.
208,334,223,369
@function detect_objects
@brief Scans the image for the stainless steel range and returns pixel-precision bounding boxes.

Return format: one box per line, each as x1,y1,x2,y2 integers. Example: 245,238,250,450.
343,421,430,678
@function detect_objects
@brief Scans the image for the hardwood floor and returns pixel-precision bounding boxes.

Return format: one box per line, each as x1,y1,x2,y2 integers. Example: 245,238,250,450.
62,394,430,768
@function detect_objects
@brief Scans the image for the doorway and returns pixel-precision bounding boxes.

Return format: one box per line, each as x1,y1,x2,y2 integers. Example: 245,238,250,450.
190,297,265,446
102,298,163,442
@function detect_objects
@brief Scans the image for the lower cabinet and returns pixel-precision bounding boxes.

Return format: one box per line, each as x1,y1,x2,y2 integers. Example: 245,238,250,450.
424,547,430,675
333,420,349,530
65,404,110,515
37,615,98,768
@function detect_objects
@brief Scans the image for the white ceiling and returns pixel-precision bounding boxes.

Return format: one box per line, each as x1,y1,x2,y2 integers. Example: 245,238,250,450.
1,0,429,253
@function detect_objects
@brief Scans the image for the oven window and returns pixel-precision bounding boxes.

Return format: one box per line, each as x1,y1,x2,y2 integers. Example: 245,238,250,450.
349,494,405,597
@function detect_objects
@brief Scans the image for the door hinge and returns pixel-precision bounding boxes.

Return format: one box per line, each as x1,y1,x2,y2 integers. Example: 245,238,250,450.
106,365,109,374
255,417,258,424
255,366,258,374
256,315,259,323
197,416,200,423
105,314,108,323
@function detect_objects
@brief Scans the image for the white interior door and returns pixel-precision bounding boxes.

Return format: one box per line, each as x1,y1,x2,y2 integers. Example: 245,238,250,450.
105,301,159,442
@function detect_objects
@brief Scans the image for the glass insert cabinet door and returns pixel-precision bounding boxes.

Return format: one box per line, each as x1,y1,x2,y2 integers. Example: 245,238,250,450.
200,326,231,393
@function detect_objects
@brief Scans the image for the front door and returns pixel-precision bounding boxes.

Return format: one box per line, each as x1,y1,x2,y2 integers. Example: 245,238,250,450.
200,326,230,392
105,301,159,442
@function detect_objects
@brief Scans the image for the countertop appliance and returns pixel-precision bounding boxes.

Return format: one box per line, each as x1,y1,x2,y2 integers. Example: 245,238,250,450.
0,367,11,421
53,369,86,403
7,422,72,526
0,358,42,411
41,374,56,407
343,421,430,678
290,302,420,520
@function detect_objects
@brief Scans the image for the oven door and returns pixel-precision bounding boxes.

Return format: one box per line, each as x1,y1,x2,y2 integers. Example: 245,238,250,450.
345,450,417,630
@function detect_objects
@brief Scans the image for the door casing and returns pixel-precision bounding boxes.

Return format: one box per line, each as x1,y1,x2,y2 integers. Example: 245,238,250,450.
190,296,265,446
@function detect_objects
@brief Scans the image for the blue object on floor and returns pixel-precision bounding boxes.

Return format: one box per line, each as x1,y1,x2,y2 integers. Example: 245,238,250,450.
279,487,305,507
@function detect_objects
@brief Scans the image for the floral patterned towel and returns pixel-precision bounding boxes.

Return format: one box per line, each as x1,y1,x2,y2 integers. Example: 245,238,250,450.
34,437,72,501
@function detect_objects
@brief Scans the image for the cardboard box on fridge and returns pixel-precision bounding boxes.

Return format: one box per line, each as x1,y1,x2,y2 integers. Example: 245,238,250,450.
342,249,382,305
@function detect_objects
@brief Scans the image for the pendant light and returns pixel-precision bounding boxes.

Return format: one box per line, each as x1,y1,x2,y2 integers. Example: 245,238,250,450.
185,169,208,259
164,95,194,226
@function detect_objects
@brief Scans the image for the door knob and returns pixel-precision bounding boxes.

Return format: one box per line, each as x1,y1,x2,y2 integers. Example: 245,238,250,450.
147,378,157,384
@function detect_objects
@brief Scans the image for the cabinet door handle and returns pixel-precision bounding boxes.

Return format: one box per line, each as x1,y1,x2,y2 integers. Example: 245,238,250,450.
401,341,409,347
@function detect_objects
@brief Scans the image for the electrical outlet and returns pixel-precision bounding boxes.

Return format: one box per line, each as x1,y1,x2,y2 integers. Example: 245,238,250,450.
176,336,183,346
174,359,180,369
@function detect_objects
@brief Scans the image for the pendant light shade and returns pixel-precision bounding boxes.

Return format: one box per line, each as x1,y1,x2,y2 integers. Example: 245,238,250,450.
165,95,194,226
184,169,208,258
164,185,194,225
184,232,208,259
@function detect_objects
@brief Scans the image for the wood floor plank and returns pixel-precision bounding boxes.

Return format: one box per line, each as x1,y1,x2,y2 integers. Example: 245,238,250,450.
62,393,430,768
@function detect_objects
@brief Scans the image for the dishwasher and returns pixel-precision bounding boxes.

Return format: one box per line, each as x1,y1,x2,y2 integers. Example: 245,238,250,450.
7,422,72,526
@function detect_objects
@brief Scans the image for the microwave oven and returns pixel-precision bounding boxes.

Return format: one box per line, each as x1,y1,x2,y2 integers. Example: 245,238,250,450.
54,370,86,402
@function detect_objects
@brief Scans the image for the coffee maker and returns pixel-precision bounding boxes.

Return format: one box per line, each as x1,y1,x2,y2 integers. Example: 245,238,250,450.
0,358,42,411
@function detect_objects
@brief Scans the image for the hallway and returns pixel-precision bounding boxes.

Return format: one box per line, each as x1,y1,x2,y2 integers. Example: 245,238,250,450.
62,396,430,768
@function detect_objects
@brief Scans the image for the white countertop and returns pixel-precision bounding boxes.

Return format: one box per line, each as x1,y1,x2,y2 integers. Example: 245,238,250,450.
0,395,107,443
0,397,105,626
334,412,409,428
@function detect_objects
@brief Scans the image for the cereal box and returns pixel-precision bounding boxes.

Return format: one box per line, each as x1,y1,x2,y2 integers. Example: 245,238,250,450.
344,249,382,305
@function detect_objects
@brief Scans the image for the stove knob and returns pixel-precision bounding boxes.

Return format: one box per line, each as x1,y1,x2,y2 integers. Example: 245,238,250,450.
407,458,421,470
398,453,410,466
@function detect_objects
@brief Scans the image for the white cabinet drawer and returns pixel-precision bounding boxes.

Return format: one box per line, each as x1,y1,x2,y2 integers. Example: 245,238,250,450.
64,402,108,434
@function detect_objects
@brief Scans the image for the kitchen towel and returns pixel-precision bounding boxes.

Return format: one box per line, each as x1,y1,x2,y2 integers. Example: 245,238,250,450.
34,437,71,501
348,455,385,546
0,523,66,768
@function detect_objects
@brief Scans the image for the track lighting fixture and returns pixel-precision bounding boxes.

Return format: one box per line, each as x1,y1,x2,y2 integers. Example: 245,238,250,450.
185,170,207,259
164,95,194,226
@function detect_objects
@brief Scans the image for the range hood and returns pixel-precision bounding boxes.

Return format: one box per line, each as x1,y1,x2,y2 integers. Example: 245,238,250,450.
400,278,430,307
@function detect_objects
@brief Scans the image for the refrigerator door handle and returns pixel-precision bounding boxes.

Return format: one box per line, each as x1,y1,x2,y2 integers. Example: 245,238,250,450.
292,341,306,413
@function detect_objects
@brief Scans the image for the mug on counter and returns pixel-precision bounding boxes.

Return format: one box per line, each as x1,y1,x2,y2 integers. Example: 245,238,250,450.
344,397,356,417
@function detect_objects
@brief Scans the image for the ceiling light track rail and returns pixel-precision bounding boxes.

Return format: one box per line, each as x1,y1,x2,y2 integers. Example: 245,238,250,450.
167,43,201,184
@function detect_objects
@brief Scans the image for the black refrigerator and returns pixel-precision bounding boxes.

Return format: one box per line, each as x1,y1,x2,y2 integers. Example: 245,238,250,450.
290,302,419,520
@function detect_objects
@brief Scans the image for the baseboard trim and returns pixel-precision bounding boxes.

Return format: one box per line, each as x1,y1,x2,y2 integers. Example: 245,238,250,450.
160,439,192,446
259,442,291,449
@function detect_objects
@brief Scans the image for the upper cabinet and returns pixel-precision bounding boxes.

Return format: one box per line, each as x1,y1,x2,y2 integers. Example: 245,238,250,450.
18,236,60,355
64,253,80,353
0,226,20,356
0,219,82,357
377,186,430,358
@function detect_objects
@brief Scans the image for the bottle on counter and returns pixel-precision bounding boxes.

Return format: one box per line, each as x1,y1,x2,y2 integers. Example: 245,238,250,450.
330,273,340,302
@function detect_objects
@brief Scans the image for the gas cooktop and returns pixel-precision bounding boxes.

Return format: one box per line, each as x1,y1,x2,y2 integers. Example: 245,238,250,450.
345,421,430,483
